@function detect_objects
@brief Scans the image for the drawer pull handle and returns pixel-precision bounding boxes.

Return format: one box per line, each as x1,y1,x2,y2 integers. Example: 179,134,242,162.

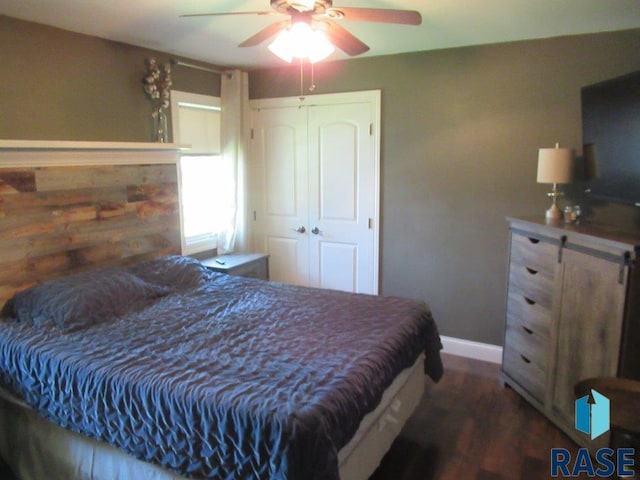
522,326,534,335
520,354,531,364
527,237,540,244
525,267,538,275
523,296,535,305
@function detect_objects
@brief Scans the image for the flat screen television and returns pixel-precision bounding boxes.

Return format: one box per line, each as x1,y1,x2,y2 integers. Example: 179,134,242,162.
582,70,640,206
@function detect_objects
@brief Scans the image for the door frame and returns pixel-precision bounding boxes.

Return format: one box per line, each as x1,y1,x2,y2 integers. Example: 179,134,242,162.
248,90,381,293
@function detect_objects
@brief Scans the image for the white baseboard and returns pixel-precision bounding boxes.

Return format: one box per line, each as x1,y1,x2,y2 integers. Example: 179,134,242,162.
440,335,503,364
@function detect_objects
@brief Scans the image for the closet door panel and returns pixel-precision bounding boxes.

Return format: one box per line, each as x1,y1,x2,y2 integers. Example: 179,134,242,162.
318,121,357,221
252,107,309,286
264,125,298,217
308,103,376,294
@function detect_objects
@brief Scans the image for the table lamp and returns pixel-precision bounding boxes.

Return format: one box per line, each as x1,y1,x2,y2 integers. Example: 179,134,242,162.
537,143,574,220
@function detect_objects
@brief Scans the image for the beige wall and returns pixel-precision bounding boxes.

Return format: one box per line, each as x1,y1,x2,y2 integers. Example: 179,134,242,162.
0,15,221,142
2,13,639,345
250,30,640,345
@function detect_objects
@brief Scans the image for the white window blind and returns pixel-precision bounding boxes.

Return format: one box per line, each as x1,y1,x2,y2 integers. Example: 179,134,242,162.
176,102,220,154
171,91,222,255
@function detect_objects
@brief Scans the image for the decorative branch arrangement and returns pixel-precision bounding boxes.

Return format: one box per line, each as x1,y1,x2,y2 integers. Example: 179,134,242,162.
142,58,172,142
143,57,172,112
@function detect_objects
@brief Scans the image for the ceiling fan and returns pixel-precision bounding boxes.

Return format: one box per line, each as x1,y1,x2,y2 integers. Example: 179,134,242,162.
181,0,422,60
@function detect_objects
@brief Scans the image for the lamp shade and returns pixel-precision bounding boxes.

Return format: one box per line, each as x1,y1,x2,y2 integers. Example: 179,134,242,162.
537,143,574,184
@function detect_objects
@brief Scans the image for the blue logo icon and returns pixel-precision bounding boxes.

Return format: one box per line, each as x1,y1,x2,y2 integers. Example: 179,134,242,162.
575,389,610,440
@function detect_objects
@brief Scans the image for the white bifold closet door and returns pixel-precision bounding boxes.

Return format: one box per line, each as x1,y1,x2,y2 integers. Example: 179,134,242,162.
250,91,380,294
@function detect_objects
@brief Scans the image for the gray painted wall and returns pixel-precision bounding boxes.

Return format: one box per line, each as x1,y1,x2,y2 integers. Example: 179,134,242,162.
0,15,221,142
2,14,639,345
249,30,640,345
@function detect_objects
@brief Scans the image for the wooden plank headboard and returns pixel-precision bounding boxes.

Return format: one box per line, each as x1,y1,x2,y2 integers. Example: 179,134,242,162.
0,141,184,311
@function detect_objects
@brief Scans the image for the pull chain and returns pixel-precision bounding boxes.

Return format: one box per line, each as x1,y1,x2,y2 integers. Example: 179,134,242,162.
299,59,304,100
309,61,316,92
298,59,318,101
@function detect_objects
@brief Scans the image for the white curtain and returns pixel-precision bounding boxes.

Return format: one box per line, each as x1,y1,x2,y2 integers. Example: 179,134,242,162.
217,69,249,254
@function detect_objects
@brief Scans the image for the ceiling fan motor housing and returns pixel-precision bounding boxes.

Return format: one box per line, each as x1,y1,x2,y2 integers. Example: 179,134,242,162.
271,0,332,14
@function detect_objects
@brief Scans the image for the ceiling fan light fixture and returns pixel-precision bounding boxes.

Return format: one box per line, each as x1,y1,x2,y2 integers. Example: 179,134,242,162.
268,22,335,63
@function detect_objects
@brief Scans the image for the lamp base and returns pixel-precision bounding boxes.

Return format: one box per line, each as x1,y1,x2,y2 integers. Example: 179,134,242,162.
545,203,563,221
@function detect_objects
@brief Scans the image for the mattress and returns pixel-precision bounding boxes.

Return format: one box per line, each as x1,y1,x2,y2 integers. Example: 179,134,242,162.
0,255,442,480
0,353,426,480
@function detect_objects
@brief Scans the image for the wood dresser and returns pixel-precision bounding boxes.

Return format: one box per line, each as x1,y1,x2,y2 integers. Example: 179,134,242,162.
501,216,640,452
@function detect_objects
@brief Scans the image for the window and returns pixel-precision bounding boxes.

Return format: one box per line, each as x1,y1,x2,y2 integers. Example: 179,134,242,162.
171,91,224,255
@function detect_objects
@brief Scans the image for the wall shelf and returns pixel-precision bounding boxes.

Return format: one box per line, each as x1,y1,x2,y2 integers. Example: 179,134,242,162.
0,140,190,167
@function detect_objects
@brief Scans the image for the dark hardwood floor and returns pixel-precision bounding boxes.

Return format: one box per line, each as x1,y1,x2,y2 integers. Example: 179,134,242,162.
370,353,592,480
0,354,600,480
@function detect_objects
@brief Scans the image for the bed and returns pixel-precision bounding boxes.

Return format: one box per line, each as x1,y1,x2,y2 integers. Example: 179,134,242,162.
0,255,442,480
0,144,442,480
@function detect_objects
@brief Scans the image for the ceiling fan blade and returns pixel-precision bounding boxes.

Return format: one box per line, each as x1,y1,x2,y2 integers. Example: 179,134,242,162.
239,20,290,47
327,7,422,25
319,20,369,56
180,11,276,18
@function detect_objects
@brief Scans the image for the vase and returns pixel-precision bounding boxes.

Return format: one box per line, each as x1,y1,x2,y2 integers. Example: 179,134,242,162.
152,109,168,143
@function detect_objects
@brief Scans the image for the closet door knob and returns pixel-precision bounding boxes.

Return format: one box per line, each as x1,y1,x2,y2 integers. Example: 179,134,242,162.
311,227,322,235
292,226,306,233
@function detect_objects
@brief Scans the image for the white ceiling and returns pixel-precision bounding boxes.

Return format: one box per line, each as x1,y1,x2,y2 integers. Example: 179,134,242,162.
2,0,639,70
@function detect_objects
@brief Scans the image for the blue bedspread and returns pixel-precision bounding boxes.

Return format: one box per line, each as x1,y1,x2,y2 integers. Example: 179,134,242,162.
0,257,442,479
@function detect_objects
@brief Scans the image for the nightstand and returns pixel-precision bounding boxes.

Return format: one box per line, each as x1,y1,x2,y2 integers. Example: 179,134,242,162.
201,253,269,281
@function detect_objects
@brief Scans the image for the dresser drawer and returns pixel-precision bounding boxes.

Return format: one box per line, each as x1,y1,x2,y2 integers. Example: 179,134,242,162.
505,289,551,340
504,320,549,371
503,344,547,402
508,263,554,310
510,233,558,277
